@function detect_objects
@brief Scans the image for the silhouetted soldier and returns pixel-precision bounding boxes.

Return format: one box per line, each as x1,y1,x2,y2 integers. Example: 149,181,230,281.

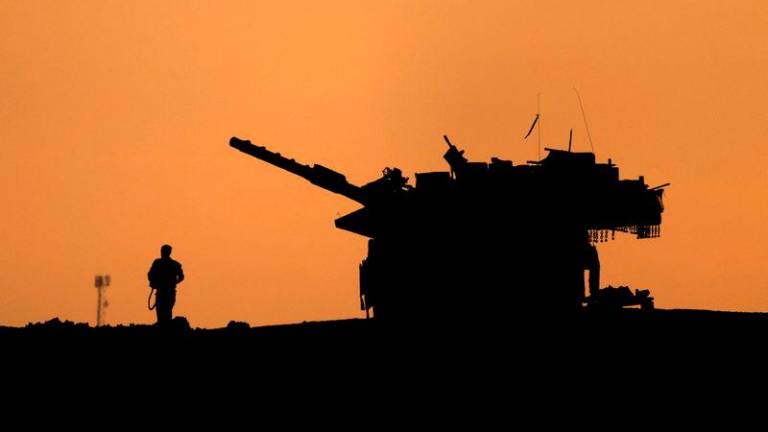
147,244,185,325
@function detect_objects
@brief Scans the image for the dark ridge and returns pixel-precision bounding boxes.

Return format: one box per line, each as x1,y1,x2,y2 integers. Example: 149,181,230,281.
4,308,768,356
4,309,768,395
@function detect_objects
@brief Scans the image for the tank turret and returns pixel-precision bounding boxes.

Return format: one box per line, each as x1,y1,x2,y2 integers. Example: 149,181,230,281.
230,134,666,320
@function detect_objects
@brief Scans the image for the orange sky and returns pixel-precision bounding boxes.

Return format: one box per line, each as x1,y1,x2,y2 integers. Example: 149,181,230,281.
1,1,767,327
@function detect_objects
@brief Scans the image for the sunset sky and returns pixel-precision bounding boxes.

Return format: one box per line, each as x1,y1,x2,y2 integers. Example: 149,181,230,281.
1,1,767,327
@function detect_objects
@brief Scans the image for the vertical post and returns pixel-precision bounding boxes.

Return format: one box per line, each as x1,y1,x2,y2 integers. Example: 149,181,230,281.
95,275,103,327
94,275,110,327
96,286,102,327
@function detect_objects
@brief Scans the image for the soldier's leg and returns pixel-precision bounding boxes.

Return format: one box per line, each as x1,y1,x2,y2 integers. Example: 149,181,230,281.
155,297,163,324
168,289,176,321
156,290,172,324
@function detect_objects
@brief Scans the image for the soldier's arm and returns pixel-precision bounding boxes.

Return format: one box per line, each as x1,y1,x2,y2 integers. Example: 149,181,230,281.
177,263,185,284
148,260,157,287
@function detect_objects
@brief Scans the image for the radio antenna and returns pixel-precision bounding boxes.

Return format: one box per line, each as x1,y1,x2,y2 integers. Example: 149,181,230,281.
574,87,594,153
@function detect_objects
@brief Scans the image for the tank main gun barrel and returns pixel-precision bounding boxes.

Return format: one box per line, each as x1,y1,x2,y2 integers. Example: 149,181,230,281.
230,137,366,204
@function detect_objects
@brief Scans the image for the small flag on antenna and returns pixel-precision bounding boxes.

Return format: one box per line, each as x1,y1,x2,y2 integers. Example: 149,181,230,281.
524,114,539,139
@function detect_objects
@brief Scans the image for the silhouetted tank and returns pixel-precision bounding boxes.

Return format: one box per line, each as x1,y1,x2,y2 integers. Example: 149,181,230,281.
230,135,666,319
